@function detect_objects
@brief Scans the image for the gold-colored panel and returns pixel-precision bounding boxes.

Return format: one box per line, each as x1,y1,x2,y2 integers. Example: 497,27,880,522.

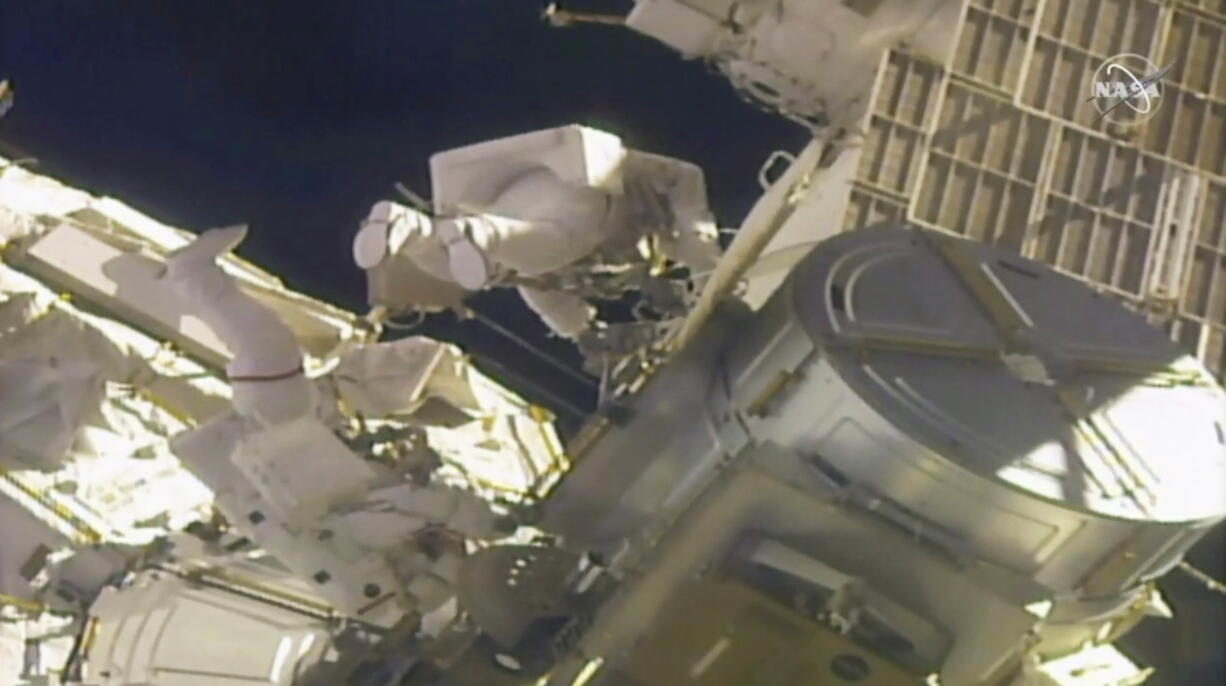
618,578,923,686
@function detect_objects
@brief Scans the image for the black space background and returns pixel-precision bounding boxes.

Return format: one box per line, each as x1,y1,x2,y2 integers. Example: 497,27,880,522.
0,2,1222,683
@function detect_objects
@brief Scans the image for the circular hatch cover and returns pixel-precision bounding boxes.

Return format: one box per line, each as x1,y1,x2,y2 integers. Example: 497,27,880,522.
791,228,1226,523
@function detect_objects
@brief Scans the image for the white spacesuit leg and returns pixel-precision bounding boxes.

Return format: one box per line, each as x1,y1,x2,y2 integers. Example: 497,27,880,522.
444,158,719,281
373,184,611,291
469,168,614,275
164,226,313,426
401,168,614,292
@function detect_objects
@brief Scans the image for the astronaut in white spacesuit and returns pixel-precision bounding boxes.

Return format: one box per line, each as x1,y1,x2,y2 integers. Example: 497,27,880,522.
162,226,508,616
359,145,722,343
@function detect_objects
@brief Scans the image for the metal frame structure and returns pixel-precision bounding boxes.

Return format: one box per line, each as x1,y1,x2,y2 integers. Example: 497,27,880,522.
848,0,1226,379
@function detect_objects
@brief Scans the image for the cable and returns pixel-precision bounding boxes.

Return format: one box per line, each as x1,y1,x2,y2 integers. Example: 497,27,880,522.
392,182,432,214
1178,561,1226,596
466,351,591,424
465,306,596,388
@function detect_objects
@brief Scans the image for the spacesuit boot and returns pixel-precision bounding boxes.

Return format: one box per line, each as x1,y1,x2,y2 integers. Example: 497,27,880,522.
360,199,498,292
163,226,314,426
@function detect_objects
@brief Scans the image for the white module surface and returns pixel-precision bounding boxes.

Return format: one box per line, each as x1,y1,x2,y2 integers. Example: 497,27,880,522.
793,228,1226,523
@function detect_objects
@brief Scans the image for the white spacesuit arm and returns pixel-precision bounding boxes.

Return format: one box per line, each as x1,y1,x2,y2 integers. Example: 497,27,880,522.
339,482,506,548
656,217,722,273
626,152,723,272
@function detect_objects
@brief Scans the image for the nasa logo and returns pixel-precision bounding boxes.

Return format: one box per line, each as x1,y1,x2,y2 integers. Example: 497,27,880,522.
1088,53,1173,126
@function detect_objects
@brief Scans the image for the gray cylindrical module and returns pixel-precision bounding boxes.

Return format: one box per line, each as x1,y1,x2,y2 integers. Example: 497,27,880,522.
760,228,1226,593
542,228,1226,684
547,227,1226,594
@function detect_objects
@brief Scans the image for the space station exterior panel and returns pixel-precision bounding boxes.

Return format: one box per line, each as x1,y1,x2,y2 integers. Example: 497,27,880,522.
844,0,1226,381
545,228,1224,684
636,0,1226,382
789,232,1226,522
84,570,331,686
546,228,1226,596
1,152,571,676
768,230,1225,589
626,0,726,57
